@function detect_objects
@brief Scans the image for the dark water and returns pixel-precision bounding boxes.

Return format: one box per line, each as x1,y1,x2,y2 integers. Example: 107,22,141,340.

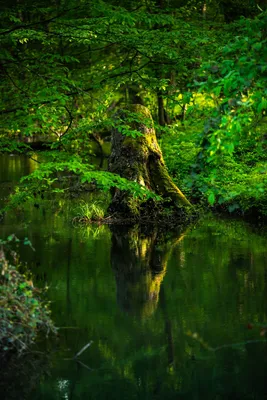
1,154,267,400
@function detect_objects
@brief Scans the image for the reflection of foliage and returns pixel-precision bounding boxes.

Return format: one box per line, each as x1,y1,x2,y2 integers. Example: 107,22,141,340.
0,235,56,354
16,214,267,400
2,195,266,399
0,351,50,400
169,216,267,358
74,223,111,241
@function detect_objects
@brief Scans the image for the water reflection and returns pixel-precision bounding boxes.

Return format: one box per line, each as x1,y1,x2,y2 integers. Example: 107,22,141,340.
111,225,186,318
1,215,267,400
0,351,50,400
1,154,267,399
0,154,39,208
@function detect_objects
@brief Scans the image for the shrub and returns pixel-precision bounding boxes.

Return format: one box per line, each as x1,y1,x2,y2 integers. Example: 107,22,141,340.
0,235,56,355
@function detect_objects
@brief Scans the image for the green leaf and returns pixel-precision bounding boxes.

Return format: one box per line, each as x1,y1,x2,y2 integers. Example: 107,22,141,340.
208,192,215,206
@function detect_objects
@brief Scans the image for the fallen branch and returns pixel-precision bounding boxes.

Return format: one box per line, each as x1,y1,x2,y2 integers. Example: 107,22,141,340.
73,340,93,359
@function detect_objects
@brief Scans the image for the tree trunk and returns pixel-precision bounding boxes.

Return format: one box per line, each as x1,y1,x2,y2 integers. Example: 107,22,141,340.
157,92,166,126
108,104,192,219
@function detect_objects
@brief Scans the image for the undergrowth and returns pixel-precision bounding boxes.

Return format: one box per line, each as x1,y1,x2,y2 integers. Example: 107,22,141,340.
162,117,267,217
0,235,56,355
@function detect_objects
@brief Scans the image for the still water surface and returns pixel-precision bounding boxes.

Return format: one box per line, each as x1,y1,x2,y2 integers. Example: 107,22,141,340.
1,154,267,399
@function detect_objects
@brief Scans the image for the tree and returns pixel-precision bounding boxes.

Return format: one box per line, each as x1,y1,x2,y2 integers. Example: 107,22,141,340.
0,0,204,214
189,8,267,210
108,104,191,219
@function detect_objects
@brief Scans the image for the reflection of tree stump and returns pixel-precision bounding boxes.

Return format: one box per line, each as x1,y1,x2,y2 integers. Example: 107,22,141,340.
108,104,192,219
111,225,186,319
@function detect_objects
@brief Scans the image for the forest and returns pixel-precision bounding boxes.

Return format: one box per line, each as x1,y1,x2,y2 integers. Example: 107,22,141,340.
0,1,267,399
0,0,266,217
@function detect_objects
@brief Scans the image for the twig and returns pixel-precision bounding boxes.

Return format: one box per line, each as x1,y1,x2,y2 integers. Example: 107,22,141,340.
0,3,92,36
212,339,267,352
59,106,73,138
57,326,81,329
73,340,93,358
23,350,46,355
28,155,41,164
76,359,94,371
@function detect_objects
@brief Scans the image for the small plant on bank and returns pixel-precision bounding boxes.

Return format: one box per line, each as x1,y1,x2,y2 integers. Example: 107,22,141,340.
73,200,106,223
0,235,56,355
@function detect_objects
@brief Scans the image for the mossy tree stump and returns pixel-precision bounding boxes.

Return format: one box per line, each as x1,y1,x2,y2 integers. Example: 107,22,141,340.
108,104,192,219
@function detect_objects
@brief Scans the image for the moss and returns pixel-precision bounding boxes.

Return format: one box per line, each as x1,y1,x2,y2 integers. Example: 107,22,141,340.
128,104,153,119
127,197,141,218
108,105,192,219
102,142,111,157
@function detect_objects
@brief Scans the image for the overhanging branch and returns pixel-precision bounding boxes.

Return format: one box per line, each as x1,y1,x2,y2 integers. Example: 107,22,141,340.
1,62,151,115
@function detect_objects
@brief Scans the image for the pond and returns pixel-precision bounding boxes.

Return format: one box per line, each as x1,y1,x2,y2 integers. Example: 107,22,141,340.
1,153,267,400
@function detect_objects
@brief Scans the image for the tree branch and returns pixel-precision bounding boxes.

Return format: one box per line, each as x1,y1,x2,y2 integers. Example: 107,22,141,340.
0,3,91,36
1,62,151,115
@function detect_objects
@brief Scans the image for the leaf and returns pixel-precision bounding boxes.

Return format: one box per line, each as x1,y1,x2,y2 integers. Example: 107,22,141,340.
214,86,222,97
7,234,15,242
208,192,215,206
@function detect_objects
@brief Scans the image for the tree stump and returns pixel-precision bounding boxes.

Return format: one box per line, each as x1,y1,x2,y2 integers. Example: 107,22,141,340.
108,104,192,219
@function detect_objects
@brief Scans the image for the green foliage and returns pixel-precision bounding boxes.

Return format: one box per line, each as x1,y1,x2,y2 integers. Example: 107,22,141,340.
161,90,267,216
0,235,56,354
161,123,201,196
0,0,228,136
196,11,267,160
0,137,31,154
194,157,267,214
0,0,266,217
166,9,267,214
3,154,161,211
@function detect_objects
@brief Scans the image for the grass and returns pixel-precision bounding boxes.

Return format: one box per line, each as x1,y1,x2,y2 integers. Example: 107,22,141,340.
72,200,107,223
